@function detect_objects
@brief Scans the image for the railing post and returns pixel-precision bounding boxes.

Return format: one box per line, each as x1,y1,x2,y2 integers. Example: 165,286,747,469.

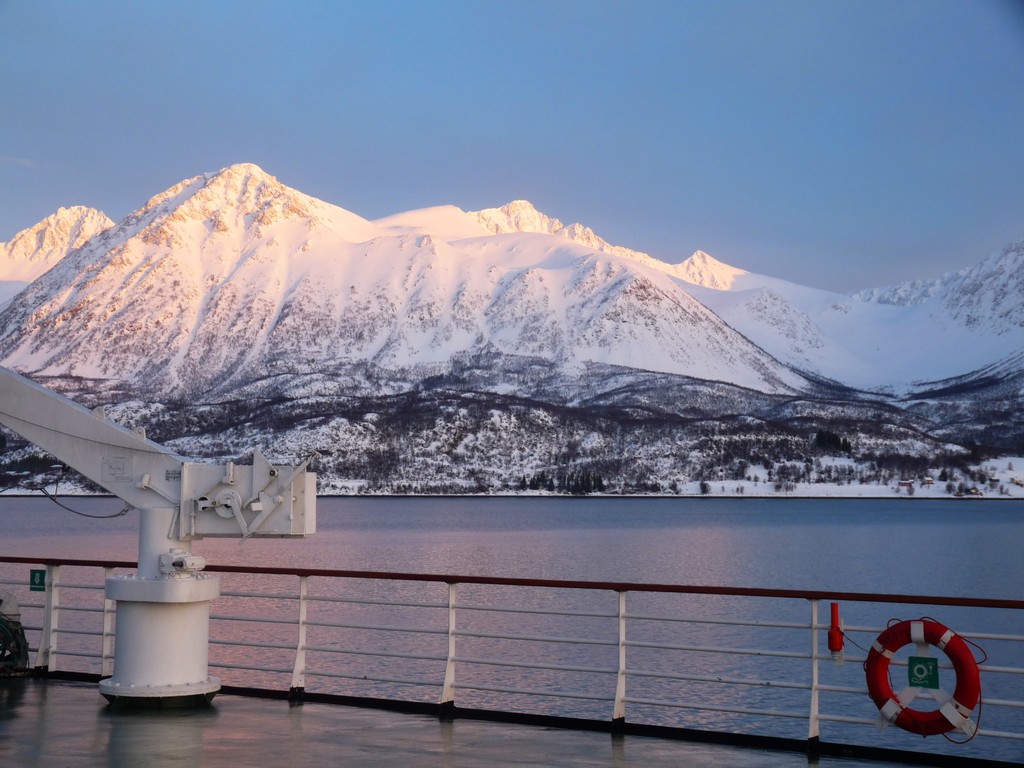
34,564,60,672
440,582,457,718
101,567,115,678
290,575,309,702
613,590,627,728
808,599,821,754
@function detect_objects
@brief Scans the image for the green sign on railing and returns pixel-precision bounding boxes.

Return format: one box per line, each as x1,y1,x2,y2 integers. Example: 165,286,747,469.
908,656,940,689
29,569,46,592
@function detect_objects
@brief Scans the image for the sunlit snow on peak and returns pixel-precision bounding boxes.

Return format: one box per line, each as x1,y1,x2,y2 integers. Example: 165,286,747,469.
0,163,1020,397
676,250,750,290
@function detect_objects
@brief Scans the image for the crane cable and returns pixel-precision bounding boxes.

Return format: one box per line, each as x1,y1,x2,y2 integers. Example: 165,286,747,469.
5,464,129,519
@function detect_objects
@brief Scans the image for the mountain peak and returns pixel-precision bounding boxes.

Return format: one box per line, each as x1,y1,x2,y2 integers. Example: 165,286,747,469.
215,161,272,179
468,201,654,264
136,163,295,222
677,250,750,290
470,200,562,236
111,163,379,249
1,205,114,281
200,163,292,205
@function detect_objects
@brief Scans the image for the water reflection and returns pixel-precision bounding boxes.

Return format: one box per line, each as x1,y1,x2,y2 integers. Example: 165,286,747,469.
100,704,219,767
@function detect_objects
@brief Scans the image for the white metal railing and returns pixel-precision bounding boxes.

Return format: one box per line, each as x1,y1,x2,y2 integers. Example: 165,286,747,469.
2,557,1022,766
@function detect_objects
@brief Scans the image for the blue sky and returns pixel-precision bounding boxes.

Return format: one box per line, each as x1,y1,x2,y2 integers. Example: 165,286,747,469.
2,0,1022,292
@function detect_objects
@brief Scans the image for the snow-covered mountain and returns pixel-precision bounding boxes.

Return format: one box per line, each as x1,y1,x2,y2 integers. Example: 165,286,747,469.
676,250,1024,392
457,213,1023,394
0,164,806,399
0,163,1020,491
0,163,1019,401
0,206,113,306
853,242,1024,334
2,161,1020,404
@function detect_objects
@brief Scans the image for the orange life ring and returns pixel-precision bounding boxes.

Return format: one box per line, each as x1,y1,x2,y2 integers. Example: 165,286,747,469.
864,618,981,736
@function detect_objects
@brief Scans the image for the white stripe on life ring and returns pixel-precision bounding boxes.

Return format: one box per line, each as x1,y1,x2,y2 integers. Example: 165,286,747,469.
880,698,902,723
911,620,926,645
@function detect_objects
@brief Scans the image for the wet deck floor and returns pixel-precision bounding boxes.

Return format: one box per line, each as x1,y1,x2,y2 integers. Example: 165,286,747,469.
1,678,912,767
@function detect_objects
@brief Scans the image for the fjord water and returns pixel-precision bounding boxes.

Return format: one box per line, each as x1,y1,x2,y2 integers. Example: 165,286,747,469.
1,495,1021,598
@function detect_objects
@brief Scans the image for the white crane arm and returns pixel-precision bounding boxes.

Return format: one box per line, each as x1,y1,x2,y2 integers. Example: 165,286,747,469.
0,366,183,508
0,366,315,537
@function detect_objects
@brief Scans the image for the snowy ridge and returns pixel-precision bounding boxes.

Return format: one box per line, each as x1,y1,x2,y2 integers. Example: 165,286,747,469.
470,200,663,266
0,162,1019,400
0,205,113,278
674,250,751,290
853,241,1024,334
0,164,806,398
678,245,1024,390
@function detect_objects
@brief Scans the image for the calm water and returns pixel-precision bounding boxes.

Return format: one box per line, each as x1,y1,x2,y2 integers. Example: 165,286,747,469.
1,495,1021,597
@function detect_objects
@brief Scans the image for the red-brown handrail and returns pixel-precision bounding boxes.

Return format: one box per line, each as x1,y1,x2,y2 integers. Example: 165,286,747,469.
2,554,1022,610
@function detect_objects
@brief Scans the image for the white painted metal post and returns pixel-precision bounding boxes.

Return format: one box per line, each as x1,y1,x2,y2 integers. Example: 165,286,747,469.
101,567,116,678
440,582,457,711
290,575,308,698
808,600,821,742
34,565,60,671
613,590,627,724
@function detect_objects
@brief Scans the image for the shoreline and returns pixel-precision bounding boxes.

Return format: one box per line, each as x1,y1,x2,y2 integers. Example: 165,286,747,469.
2,490,1022,501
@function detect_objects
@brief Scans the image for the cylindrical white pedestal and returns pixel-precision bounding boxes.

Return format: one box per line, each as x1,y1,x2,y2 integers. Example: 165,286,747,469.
99,574,221,705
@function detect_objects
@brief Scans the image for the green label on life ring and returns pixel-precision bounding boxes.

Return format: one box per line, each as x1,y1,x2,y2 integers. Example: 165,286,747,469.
908,656,939,689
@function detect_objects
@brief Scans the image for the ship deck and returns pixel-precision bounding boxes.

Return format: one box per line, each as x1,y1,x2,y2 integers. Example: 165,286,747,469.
1,677,911,768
